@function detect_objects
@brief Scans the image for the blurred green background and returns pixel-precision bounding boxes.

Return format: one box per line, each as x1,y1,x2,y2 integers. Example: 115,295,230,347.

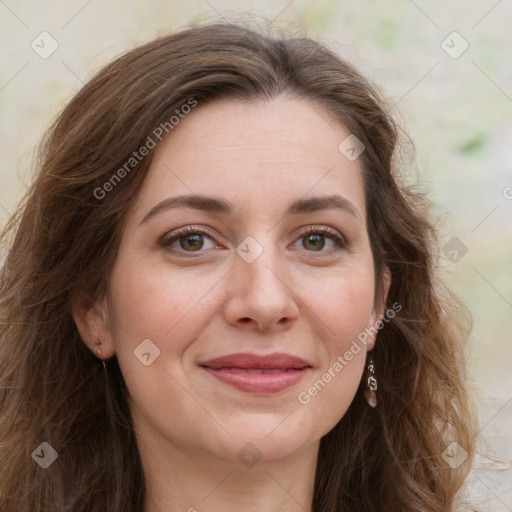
1,1,511,509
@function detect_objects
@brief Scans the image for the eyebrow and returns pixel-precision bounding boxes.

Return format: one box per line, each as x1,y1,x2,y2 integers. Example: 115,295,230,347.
139,193,360,225
288,195,360,219
139,195,233,225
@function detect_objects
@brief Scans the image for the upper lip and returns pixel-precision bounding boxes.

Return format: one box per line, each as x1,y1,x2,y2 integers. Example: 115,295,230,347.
199,352,311,370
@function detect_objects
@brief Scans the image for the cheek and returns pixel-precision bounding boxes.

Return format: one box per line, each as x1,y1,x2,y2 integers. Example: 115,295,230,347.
304,266,375,349
106,259,217,429
107,257,222,368
294,268,374,425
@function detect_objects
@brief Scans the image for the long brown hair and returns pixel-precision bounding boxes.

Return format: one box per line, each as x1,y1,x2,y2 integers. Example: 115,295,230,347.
0,21,476,511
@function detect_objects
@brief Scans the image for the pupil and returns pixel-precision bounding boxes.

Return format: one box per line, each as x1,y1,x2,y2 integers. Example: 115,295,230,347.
305,234,324,251
182,234,203,251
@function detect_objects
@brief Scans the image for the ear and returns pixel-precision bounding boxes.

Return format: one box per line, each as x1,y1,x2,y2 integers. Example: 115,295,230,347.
71,292,115,359
366,267,392,351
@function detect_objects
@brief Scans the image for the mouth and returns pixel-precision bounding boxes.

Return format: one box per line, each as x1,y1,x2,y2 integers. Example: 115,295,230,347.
198,352,311,394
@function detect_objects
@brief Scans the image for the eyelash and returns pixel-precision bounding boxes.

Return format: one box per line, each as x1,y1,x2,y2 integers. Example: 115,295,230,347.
159,224,346,258
295,226,346,253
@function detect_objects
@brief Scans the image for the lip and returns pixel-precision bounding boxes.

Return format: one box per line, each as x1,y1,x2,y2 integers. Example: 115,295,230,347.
199,352,311,394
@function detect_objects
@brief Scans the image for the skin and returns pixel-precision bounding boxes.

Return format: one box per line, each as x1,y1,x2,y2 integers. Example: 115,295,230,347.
73,97,390,512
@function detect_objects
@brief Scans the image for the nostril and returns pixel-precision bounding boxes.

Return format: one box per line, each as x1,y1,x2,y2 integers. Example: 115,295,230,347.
240,317,251,323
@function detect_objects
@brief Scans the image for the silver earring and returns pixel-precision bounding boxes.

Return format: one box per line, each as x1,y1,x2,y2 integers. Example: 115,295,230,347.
365,351,377,408
96,341,107,372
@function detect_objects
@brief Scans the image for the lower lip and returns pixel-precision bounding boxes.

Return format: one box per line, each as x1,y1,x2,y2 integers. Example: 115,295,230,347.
201,367,309,394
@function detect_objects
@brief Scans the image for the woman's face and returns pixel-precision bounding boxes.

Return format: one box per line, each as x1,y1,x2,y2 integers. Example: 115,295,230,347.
88,97,388,465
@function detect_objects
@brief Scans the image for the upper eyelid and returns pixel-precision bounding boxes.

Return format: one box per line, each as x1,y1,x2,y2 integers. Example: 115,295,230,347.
159,225,222,250
295,226,347,249
295,225,342,237
162,224,342,238
160,224,345,250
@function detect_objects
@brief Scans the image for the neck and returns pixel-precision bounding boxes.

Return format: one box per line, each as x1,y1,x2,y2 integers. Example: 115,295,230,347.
139,433,318,512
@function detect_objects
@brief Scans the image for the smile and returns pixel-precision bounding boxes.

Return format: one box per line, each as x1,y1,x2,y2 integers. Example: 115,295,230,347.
199,352,312,394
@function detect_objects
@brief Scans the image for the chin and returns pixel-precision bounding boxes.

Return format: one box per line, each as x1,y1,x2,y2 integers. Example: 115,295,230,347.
203,414,321,466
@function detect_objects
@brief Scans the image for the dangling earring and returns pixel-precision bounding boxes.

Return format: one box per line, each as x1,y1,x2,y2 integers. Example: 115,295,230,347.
96,340,107,372
365,351,377,408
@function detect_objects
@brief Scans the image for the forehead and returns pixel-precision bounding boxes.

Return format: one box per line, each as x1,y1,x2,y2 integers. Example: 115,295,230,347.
133,97,366,221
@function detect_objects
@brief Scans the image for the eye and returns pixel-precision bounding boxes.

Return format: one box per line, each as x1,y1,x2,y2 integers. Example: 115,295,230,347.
292,226,346,253
160,225,218,255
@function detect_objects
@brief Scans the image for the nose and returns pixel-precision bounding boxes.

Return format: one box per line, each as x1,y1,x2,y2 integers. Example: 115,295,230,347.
222,243,299,332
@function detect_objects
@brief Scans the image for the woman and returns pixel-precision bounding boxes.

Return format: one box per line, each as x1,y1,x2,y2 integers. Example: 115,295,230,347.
0,22,477,512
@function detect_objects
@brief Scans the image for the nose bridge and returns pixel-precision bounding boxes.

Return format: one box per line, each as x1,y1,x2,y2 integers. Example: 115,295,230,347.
244,254,283,294
235,235,286,297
